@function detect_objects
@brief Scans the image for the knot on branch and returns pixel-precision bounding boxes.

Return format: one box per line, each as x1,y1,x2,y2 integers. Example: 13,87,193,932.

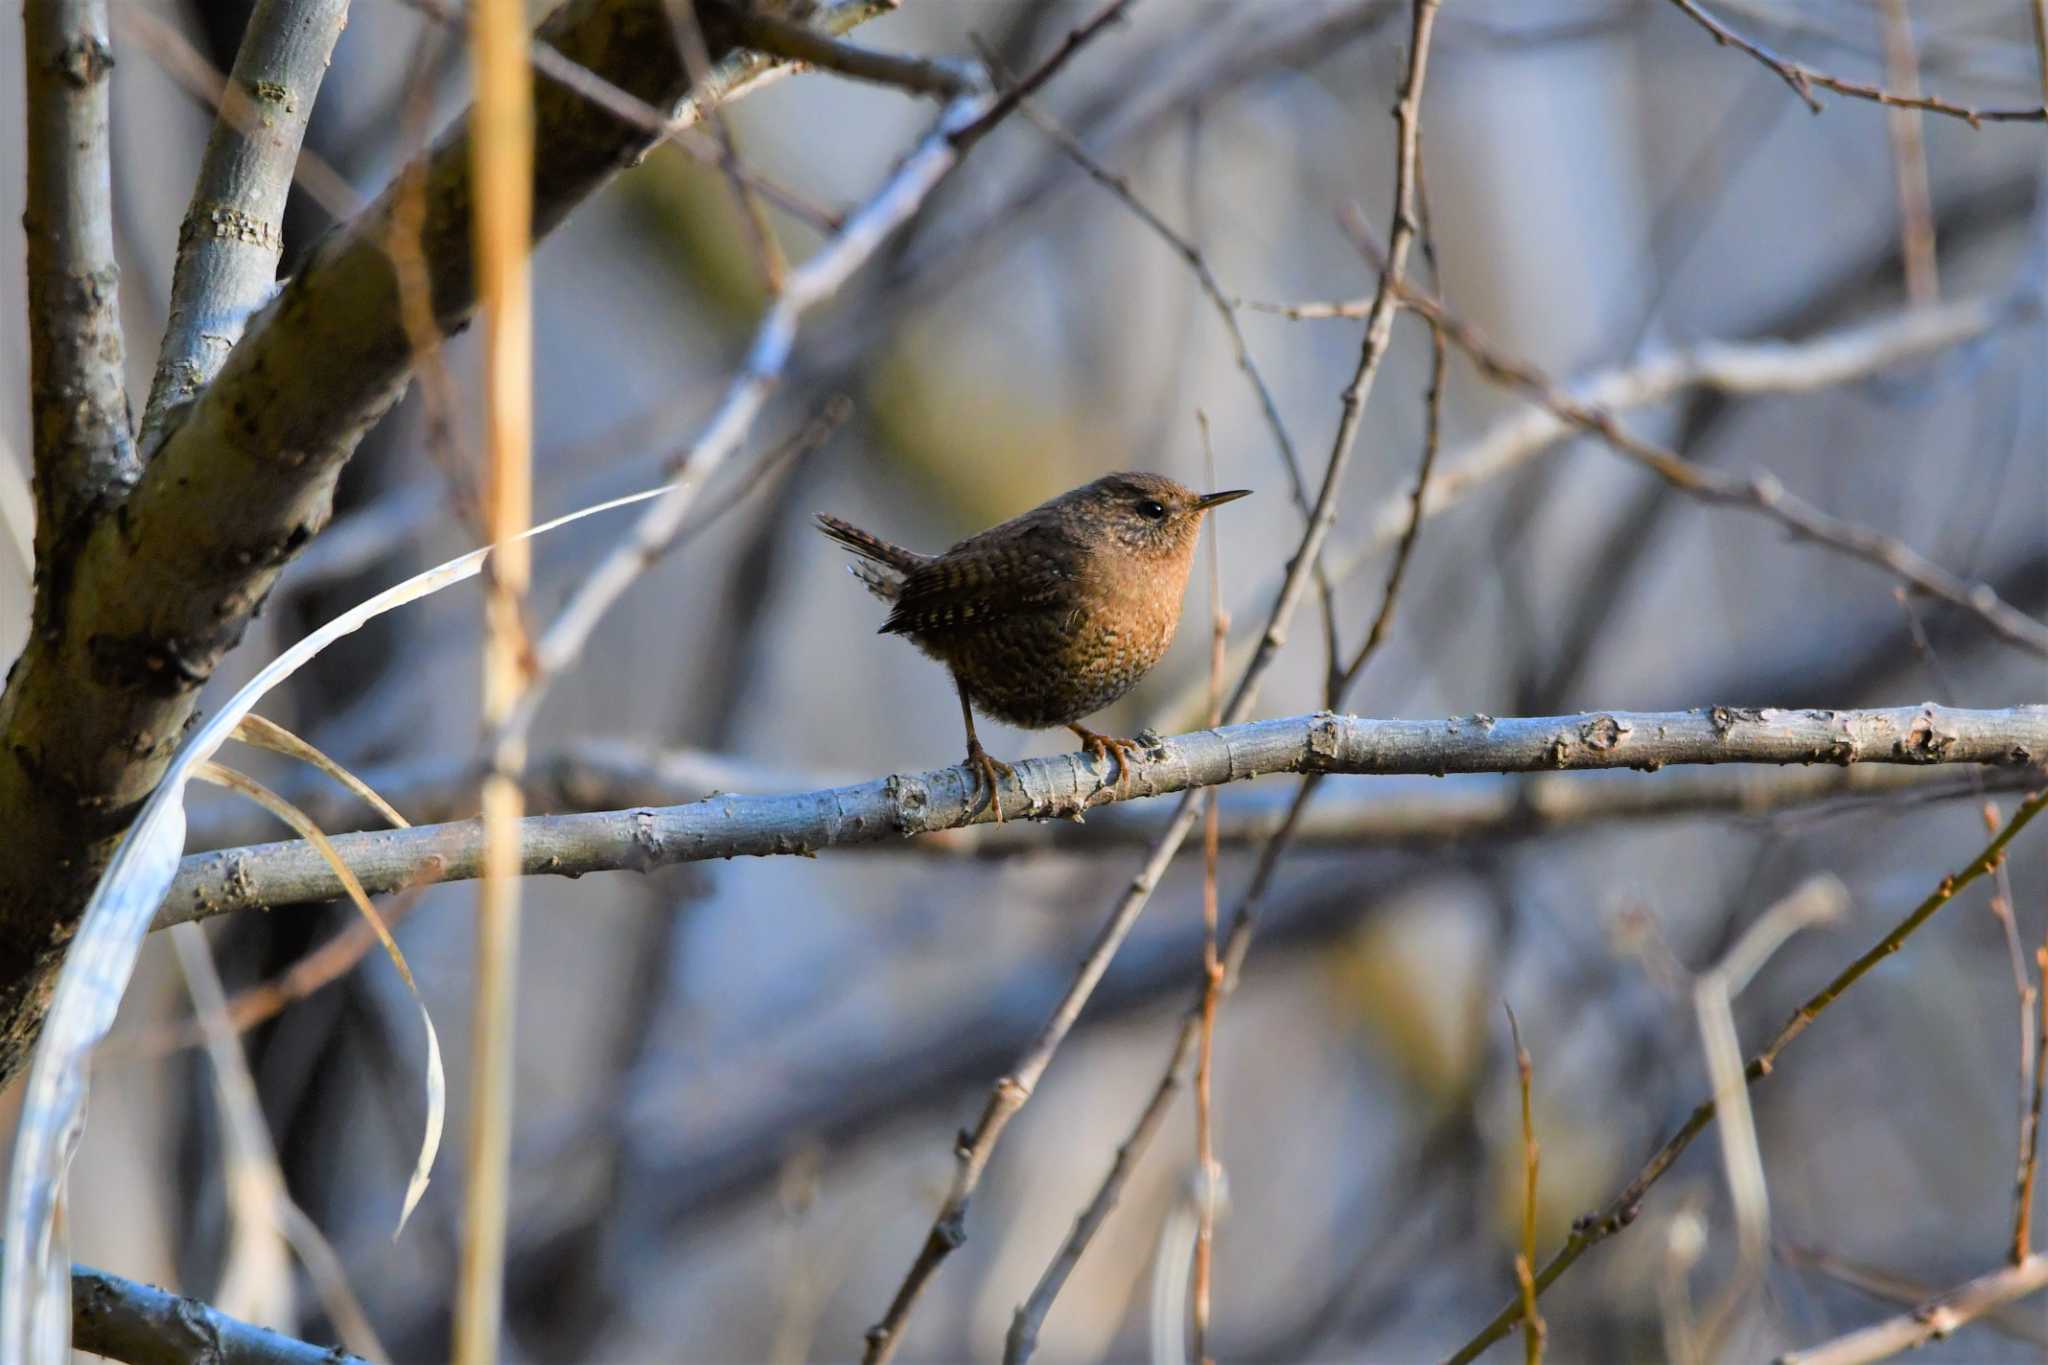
53,35,114,88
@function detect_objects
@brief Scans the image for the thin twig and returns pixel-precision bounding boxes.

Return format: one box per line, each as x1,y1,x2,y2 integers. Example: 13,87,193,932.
1361,269,2048,658
1444,785,2048,1364
2022,936,2048,1263
110,887,425,1060
1505,1005,1546,1365
1873,0,1938,307
730,7,982,97
665,0,789,292
1895,591,2038,1270
1191,413,1228,1365
948,0,1142,152
1663,0,2047,124
390,28,484,538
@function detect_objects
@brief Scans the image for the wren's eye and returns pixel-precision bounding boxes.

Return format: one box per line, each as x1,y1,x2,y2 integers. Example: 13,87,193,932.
1135,499,1168,522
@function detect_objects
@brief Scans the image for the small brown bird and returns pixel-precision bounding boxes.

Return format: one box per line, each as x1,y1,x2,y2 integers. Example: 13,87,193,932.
817,472,1250,818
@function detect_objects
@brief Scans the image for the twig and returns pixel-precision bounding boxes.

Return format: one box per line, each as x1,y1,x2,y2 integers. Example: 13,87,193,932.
1663,0,2047,124
866,8,1439,1349
1776,1254,2048,1365
1873,0,1938,307
1191,414,1228,1365
1505,1005,1545,1365
2023,944,2048,1263
730,7,982,97
1365,271,2048,658
22,0,136,566
665,0,789,293
135,0,354,453
1443,785,2048,1364
390,27,484,538
66,1257,371,1365
454,0,536,1358
109,887,426,1060
948,0,1141,152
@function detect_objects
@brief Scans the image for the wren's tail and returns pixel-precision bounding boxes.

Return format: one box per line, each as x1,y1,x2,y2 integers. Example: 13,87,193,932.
815,513,928,602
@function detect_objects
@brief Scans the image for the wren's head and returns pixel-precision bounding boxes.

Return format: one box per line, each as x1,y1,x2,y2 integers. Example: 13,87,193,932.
1062,472,1251,561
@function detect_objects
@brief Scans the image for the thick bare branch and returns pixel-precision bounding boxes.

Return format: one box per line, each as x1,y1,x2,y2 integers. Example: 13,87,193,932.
138,0,354,453
22,0,137,566
68,1256,369,1365
159,705,2047,924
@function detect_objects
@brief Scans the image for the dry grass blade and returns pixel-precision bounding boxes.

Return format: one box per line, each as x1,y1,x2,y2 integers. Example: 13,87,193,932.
195,762,445,1242
459,0,538,1357
232,715,411,831
1692,876,1848,1356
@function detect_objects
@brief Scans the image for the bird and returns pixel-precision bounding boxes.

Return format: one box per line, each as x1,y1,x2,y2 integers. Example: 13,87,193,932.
816,471,1250,820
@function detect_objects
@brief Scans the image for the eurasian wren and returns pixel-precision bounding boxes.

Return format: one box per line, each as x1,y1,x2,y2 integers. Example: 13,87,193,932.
817,472,1250,818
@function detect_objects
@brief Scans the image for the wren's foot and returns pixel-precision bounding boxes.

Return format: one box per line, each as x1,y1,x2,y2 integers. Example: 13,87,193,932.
1068,724,1144,802
963,740,1016,822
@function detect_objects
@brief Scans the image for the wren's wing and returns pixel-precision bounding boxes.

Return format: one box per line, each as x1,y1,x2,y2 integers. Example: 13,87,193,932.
880,519,1081,637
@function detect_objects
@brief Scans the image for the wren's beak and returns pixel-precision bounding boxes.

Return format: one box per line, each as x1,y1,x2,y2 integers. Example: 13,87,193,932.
1194,489,1252,511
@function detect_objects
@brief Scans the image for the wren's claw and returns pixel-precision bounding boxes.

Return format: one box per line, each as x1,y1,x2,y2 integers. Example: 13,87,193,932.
1068,724,1144,803
963,740,1016,822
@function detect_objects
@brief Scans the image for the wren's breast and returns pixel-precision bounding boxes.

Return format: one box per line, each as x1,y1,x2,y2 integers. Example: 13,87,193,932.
946,581,1186,731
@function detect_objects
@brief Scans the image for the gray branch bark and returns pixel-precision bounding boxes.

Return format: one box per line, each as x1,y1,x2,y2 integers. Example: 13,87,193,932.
137,0,354,453
0,0,891,1081
22,0,138,570
69,1257,368,1365
161,705,2048,924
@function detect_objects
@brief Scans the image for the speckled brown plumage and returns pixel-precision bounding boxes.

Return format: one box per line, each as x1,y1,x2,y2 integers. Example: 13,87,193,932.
817,472,1250,817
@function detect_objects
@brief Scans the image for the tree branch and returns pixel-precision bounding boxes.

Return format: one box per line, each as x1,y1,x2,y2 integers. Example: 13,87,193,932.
22,0,137,571
0,0,895,1082
68,1256,368,1365
137,0,354,454
1776,1254,2048,1365
1664,0,2047,124
158,705,2047,924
